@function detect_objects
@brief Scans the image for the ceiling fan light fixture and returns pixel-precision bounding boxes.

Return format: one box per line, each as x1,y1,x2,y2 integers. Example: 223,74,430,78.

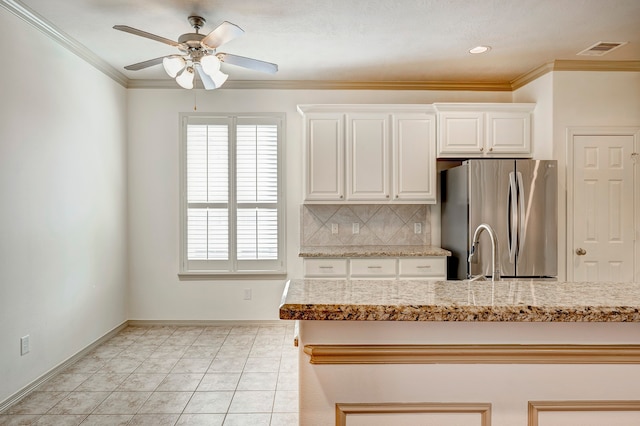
176,66,195,89
210,69,229,88
163,56,186,77
201,54,221,76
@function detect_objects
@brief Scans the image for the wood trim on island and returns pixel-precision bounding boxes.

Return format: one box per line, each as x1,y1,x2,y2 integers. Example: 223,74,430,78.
304,344,640,364
528,400,640,426
336,402,492,426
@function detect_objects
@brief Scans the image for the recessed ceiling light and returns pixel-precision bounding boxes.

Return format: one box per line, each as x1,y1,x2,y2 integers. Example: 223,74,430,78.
469,45,491,54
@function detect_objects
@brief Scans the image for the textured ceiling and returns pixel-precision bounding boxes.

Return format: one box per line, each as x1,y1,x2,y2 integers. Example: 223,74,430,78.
12,0,640,84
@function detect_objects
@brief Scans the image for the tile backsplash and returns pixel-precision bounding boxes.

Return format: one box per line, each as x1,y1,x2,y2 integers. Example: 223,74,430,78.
301,204,431,246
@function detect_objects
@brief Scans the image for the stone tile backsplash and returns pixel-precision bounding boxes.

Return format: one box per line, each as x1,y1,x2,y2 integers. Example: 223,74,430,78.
301,204,431,246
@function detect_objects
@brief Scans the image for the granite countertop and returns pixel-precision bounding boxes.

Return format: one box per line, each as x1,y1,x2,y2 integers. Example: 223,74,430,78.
279,279,640,322
299,245,451,258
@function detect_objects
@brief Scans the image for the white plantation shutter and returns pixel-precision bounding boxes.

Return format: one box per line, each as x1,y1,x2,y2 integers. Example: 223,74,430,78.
181,115,284,274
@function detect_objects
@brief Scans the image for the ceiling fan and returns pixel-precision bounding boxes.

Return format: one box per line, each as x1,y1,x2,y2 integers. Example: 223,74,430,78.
113,15,278,90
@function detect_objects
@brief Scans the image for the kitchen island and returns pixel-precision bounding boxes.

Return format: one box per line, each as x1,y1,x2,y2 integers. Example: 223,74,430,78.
280,279,640,426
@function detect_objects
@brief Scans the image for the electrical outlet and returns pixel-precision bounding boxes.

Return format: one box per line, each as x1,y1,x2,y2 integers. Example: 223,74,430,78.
331,223,338,234
414,223,422,234
352,223,360,234
243,288,252,300
21,335,30,355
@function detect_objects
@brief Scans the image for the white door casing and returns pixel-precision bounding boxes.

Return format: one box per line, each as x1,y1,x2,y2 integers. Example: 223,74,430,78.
567,128,640,282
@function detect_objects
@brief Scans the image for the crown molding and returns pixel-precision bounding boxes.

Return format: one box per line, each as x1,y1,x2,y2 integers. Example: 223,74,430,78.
511,60,640,90
0,0,128,87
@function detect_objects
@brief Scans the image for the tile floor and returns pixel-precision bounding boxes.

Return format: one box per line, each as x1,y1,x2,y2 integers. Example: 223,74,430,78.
0,323,299,426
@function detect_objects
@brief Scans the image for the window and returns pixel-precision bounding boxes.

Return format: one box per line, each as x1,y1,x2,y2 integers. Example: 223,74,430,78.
180,114,285,275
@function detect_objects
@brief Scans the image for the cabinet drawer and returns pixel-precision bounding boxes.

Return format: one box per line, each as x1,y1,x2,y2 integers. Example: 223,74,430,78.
350,258,397,277
398,257,446,278
304,259,348,277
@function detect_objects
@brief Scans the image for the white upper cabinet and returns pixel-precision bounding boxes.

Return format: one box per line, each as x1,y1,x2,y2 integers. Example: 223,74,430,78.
298,105,437,204
434,103,534,158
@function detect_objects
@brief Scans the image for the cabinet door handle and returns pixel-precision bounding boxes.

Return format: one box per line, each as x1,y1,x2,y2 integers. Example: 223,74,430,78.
489,147,493,152
340,195,343,199
416,265,432,269
480,147,484,152
367,266,382,269
318,266,334,269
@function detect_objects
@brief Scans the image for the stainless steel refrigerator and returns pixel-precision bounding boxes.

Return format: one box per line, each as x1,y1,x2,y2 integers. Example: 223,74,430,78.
440,159,557,279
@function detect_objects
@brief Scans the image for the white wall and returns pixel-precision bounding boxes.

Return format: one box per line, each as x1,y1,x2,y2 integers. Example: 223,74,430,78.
513,72,554,160
127,89,510,320
0,8,128,404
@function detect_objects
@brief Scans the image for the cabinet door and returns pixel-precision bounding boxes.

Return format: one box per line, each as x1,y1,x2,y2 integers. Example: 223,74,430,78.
346,114,390,201
393,114,436,203
486,111,531,156
437,111,484,157
304,114,345,201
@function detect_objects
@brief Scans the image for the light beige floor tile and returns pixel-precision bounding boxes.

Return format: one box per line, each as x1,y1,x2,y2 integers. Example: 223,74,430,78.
228,391,275,413
237,372,277,391
197,373,241,391
222,413,271,426
229,326,259,335
92,392,151,415
116,374,166,391
64,358,105,374
257,325,288,336
171,358,212,373
163,334,199,345
134,358,178,374
269,412,299,426
118,345,157,359
48,392,110,415
175,413,225,425
137,392,193,414
156,373,203,392
223,335,255,346
193,335,227,346
243,357,280,373
149,345,188,359
87,346,123,360
273,391,298,413
104,335,138,346
249,344,283,358
37,374,92,392
208,357,246,373
276,372,298,391
0,414,42,425
216,347,251,359
74,374,128,392
98,356,143,374
183,392,234,414
7,391,70,414
128,413,180,425
79,414,132,425
182,345,221,359
135,335,169,345
32,414,86,425
278,356,297,373
202,326,232,335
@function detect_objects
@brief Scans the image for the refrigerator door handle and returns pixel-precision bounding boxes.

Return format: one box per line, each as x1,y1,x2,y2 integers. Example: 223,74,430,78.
516,171,526,259
508,172,517,262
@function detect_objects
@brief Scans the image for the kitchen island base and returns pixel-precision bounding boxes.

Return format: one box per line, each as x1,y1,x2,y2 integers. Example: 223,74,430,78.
296,321,640,426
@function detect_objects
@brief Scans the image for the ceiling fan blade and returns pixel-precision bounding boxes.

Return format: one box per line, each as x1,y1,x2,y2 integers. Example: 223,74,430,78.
124,56,169,71
194,64,216,90
216,52,278,74
113,25,181,47
201,21,244,49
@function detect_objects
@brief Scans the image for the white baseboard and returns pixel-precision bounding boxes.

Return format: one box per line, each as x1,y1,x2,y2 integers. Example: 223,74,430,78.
127,319,288,327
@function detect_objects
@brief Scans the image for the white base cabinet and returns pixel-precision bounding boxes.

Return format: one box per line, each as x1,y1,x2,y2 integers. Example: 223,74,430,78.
303,257,446,280
299,105,437,204
434,103,534,158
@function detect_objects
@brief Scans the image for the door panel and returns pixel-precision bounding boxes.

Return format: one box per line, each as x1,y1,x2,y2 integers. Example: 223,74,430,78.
572,135,635,282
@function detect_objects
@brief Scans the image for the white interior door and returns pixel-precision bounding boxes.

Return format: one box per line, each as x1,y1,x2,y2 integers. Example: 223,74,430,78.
571,134,635,282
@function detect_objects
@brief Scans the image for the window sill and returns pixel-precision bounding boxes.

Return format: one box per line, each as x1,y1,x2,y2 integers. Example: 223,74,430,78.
178,271,288,280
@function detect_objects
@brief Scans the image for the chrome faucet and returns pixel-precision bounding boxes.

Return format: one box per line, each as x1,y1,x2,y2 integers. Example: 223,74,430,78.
468,223,501,281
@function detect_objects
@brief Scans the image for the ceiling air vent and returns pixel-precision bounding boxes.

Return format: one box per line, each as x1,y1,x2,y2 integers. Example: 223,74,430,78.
577,41,628,56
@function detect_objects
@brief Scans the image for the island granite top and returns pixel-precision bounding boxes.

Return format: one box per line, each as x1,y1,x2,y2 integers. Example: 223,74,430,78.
299,245,451,258
279,279,640,322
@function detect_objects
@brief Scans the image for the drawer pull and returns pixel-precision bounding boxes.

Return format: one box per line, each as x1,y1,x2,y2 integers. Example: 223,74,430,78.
416,265,432,269
318,266,334,269
367,266,382,269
